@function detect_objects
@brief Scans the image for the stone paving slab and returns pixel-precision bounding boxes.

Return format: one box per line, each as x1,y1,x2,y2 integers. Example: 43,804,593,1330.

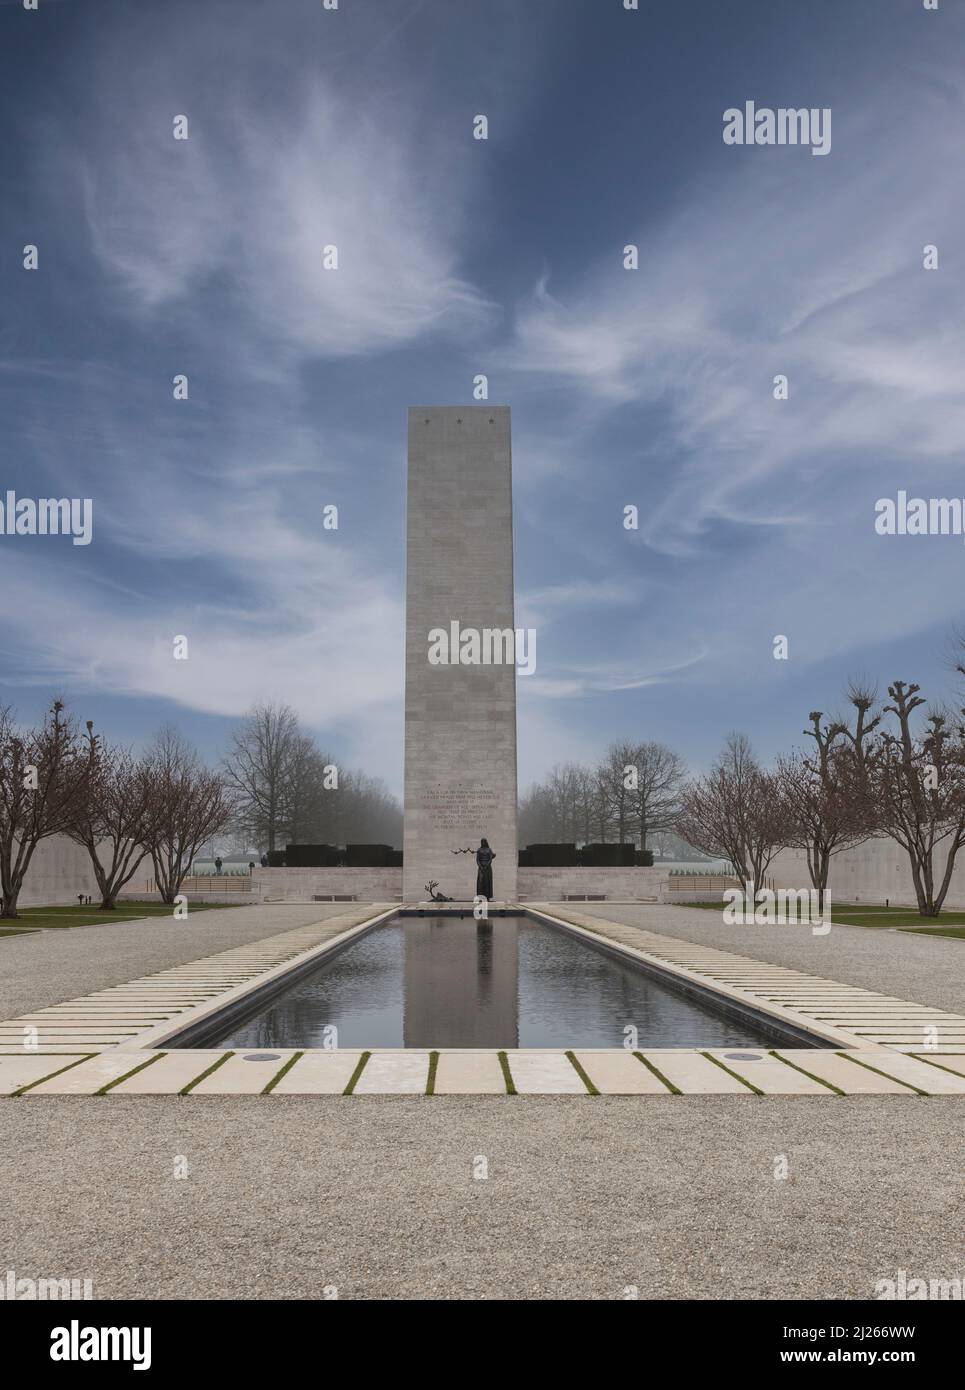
24,1051,163,1095
5,1046,965,1096
272,1050,363,1095
433,1050,506,1095
913,1053,965,1077
574,1050,671,1094
353,1051,431,1094
773,1050,913,1094
190,1051,300,1095
504,1051,587,1094
0,1054,89,1095
704,1050,833,1095
639,1049,753,1094
110,1051,229,1094
837,1052,965,1095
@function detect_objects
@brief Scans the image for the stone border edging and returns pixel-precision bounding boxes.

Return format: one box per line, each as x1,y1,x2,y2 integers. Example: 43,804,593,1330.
115,906,398,1050
524,904,885,1051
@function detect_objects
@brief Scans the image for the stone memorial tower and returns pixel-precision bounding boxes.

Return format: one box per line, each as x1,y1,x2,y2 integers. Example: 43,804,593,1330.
403,406,519,901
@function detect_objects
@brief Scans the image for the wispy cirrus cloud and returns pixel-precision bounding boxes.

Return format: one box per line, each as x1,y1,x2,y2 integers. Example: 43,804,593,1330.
71,9,493,361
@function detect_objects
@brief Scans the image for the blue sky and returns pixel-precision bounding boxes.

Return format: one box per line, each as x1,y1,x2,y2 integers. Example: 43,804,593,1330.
2,0,964,796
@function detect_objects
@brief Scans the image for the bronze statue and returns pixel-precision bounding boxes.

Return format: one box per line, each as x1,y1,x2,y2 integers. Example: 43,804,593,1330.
474,838,495,899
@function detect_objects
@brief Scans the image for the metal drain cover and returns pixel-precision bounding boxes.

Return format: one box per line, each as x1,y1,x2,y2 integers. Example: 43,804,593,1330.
724,1052,764,1062
242,1053,281,1062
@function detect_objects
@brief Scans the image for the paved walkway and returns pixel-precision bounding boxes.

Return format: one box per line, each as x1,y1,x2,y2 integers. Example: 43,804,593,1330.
0,901,364,1020
565,900,965,1015
0,905,394,1051
5,1046,965,1096
6,901,965,1060
530,905,965,1051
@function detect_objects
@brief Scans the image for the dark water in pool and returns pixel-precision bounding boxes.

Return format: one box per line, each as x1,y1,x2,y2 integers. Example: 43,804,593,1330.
209,914,784,1049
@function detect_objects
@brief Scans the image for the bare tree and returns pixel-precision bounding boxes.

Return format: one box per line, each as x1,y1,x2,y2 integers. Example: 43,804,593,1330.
67,723,156,910
518,781,556,845
628,741,686,851
223,702,300,852
836,680,882,782
777,711,873,912
600,741,638,844
871,682,965,917
677,734,790,898
572,765,599,844
0,701,87,919
282,734,328,843
147,728,232,904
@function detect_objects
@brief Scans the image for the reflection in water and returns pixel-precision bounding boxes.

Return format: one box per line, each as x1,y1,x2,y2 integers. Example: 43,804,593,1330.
211,914,781,1049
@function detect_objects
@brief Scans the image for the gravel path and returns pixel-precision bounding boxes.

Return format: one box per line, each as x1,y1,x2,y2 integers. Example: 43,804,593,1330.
568,903,965,1015
2,901,962,1300
1,1095,961,1300
0,904,378,1020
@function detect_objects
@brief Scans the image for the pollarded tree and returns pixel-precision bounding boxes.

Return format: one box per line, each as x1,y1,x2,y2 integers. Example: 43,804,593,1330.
67,723,156,910
872,682,965,917
146,728,233,905
776,711,874,913
676,733,791,899
0,700,87,919
836,681,882,783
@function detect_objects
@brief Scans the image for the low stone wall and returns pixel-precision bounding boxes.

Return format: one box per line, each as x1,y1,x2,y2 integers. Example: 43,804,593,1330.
10,833,100,908
243,865,668,903
770,837,965,910
252,867,403,902
517,867,665,901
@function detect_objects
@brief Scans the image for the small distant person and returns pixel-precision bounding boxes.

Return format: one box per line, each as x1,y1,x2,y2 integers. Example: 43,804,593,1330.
214,856,223,876
475,838,495,900
260,853,269,868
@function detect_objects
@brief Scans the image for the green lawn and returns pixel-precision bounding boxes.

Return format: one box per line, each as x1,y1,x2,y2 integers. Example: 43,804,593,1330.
900,925,965,940
668,899,965,935
0,901,238,934
822,906,965,931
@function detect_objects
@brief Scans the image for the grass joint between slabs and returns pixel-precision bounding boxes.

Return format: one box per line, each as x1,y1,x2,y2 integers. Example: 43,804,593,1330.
497,1050,516,1095
700,1051,762,1095
565,1049,598,1095
98,1052,166,1095
633,1051,679,1094
769,1049,842,1095
262,1051,303,1094
909,1053,965,1079
343,1051,371,1095
180,1051,233,1095
426,1050,439,1095
12,1053,98,1096
835,1052,924,1095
